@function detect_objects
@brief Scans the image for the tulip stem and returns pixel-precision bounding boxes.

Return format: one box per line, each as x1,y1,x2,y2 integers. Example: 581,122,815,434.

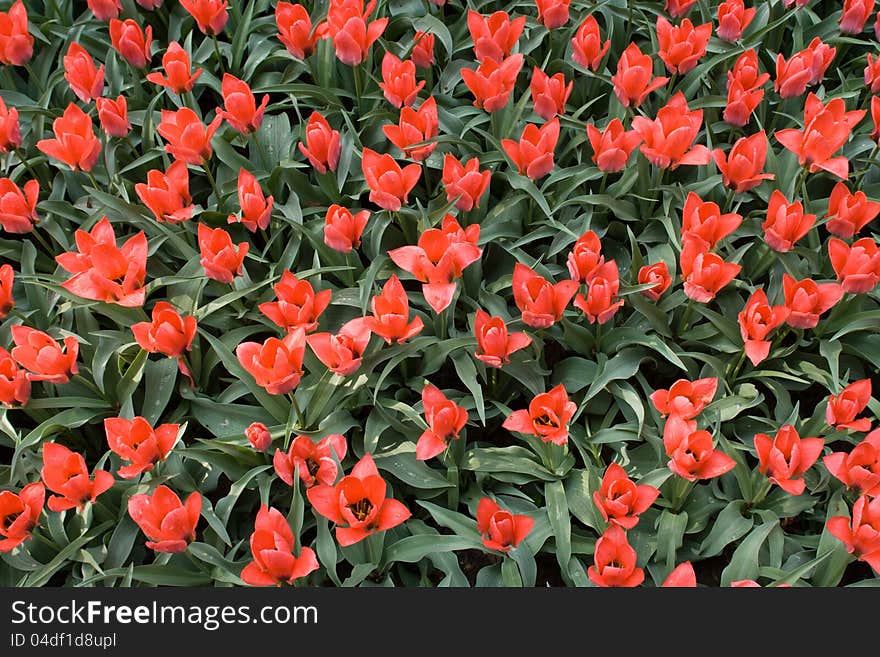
85,171,100,191
749,478,773,507
201,162,224,210
288,392,306,430
352,64,363,116
722,187,735,214
29,229,55,258
726,349,747,383
676,300,694,337
597,172,608,196
13,147,46,188
670,477,695,512
593,320,603,354
210,35,226,75
73,374,105,400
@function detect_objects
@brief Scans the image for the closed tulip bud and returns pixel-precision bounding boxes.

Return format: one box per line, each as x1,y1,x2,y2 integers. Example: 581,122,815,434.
96,95,131,138
0,1,33,66
0,264,12,318
571,15,609,71
109,19,152,69
298,111,341,174
612,42,669,108
638,262,672,301
840,0,874,33
716,0,755,41
416,384,468,461
0,97,21,152
535,0,569,29
246,422,272,452
63,43,104,103
324,204,369,253
411,31,434,68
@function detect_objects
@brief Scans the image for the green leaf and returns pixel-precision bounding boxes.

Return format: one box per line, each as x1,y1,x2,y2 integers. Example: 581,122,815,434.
700,501,754,558
720,515,780,587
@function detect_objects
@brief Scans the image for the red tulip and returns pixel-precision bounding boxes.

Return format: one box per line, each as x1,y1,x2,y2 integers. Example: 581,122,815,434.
588,524,644,587
135,161,192,225
298,111,341,174
656,16,711,75
157,108,222,164
755,425,823,495
361,148,420,211
823,427,880,497
535,0,568,28
180,0,229,35
827,495,880,573
197,224,248,283
585,119,642,173
96,95,130,138
11,327,77,384
611,43,669,108
0,482,43,552
128,485,201,553
276,2,318,59
109,19,151,69
503,383,576,446
776,93,864,180
145,41,202,93
63,43,104,103
324,0,387,66
473,309,531,368
574,260,624,325
717,0,755,41
638,262,672,301
633,92,711,169
530,67,571,120
680,237,741,302
0,346,29,407
865,53,880,93
665,0,699,16
782,273,844,329
840,0,874,34
416,384,468,460
259,270,331,333
363,275,424,344
829,237,880,294
236,329,306,395
566,230,603,283
218,74,269,135
105,416,178,479
805,37,836,85
41,443,113,512
274,434,347,488
0,97,21,152
664,425,736,481
466,10,525,63
827,379,872,432
307,317,372,376
461,54,523,113
593,463,659,529
131,301,197,359
55,216,147,307
380,52,423,109
512,262,578,329
724,49,769,127
36,103,101,172
240,505,319,586
738,288,789,366
681,191,742,248
245,422,272,452
662,562,697,587
382,96,438,162
86,0,121,20
0,177,38,233
774,48,814,99
0,1,33,66
441,154,491,211
873,96,880,143
502,118,560,180
712,131,774,192
651,377,717,420
762,189,815,252
571,15,609,71
307,453,411,546
324,204,369,253
411,31,434,68
476,497,533,552
0,263,12,318
228,168,273,232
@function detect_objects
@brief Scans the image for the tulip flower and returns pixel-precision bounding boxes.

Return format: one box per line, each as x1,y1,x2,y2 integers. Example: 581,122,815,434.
632,92,711,169
228,168,273,232
827,495,880,573
180,0,228,35
131,301,197,360
324,205,369,252
681,192,742,248
379,52,424,108
416,384,468,460
865,53,880,93
307,317,372,376
218,74,269,134
651,377,717,420
411,31,434,68
666,0,698,16
109,19,151,69
236,328,307,395
566,230,603,284
323,0,387,66
535,0,569,29
585,119,642,173
246,422,272,452
11,327,77,384
840,0,874,34
680,237,741,302
664,425,736,481
96,95,130,138
157,108,222,164
593,463,659,529
41,443,113,512
724,49,769,127
128,485,202,553
63,43,104,103
461,54,523,112
716,0,755,41
87,0,121,20
805,37,836,85
774,48,814,99
755,425,824,495
0,1,33,66
276,2,318,59
476,497,533,552
473,309,531,368
0,482,43,552
662,562,697,587
363,275,424,344
829,237,880,294
307,453,411,547
782,273,843,329
512,262,578,329
0,263,12,317
259,270,332,333
240,505,319,586
274,434,347,488
0,177,39,233
298,111,341,174
135,161,193,224
503,383,576,446
656,16,711,75
146,42,202,93
712,131,774,192
441,154,491,211
738,288,789,366
638,262,673,301
467,10,525,63
571,15,609,71
55,217,147,307
197,224,248,283
0,97,20,152
37,103,101,172
530,67,572,120
361,148,420,211
823,428,880,497
762,189,815,252
574,260,624,324
827,379,872,432
382,96,439,162
105,417,178,479
872,96,880,143
502,118,560,180
588,524,644,587
0,346,29,407
611,42,669,108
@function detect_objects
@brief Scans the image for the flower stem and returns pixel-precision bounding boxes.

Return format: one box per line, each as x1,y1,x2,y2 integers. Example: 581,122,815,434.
288,392,306,431
14,147,45,187
201,161,223,210
211,35,226,75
